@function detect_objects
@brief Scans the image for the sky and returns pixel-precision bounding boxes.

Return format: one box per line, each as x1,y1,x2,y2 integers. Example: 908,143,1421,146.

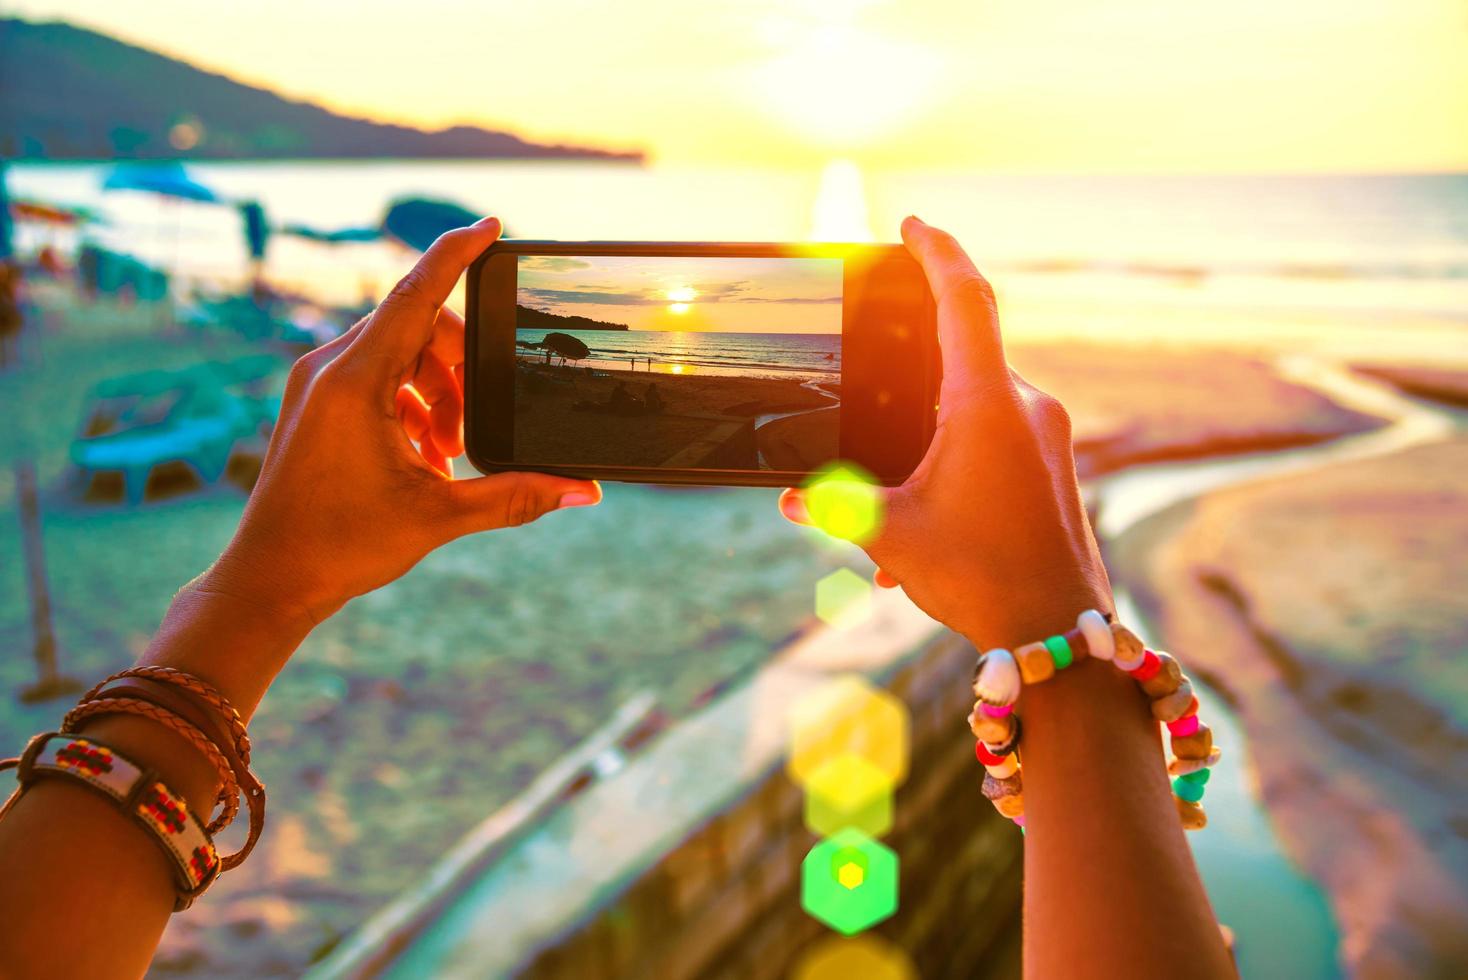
8,0,1468,172
517,255,843,333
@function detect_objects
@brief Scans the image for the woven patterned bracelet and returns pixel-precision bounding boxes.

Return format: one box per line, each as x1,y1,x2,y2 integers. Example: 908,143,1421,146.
9,732,220,910
968,609,1222,832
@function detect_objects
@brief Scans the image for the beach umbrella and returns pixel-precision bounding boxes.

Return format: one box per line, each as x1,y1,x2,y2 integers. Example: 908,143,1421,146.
101,161,218,203
537,331,590,364
0,160,13,261
101,162,218,305
280,223,382,245
381,197,481,252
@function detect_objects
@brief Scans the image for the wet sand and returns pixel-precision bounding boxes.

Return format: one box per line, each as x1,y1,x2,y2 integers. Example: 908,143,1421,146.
1009,343,1386,475
1109,437,1468,976
511,363,835,469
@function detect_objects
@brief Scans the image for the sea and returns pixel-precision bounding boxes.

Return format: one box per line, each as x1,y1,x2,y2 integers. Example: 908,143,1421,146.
7,161,1468,364
515,327,840,379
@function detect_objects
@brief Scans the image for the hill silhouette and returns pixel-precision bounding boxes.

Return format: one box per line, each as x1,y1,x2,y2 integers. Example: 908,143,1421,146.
515,305,629,332
0,18,641,162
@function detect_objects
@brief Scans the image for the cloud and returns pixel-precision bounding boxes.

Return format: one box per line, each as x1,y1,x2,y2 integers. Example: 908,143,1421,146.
519,256,593,272
522,287,655,306
522,283,842,307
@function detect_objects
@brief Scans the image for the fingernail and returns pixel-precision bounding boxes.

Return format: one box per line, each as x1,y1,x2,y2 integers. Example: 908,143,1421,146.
559,490,599,508
475,215,500,229
778,492,809,524
905,214,925,226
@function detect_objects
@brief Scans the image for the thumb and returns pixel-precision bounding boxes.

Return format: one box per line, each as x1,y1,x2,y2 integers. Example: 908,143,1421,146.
443,472,601,534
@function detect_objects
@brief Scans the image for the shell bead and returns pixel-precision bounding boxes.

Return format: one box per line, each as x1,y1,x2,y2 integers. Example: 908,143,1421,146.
1140,653,1183,698
1110,623,1146,670
1169,747,1222,776
969,705,1016,744
1171,723,1213,760
1077,610,1114,661
984,754,1019,779
984,715,1022,757
973,649,1021,706
1015,641,1056,684
1175,796,1208,830
1151,680,1196,723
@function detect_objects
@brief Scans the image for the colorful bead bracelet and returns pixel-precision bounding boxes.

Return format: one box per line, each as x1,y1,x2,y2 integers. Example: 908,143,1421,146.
969,609,1222,832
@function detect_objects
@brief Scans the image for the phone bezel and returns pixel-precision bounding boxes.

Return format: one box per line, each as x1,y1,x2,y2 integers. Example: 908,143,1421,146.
465,240,937,488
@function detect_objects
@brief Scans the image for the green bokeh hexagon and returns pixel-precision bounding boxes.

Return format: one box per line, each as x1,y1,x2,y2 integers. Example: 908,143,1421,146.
801,829,899,935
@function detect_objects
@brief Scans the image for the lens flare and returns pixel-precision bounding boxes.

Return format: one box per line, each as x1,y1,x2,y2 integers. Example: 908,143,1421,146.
803,462,883,545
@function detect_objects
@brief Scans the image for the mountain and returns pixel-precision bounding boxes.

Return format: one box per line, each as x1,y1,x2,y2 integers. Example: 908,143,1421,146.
0,18,642,162
515,305,629,332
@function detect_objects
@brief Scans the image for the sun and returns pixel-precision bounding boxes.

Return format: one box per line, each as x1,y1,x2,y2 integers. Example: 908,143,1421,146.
666,285,696,314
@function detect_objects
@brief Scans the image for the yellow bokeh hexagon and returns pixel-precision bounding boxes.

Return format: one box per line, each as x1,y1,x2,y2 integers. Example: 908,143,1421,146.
815,568,873,629
805,752,894,837
791,935,917,980
788,675,910,790
803,462,884,546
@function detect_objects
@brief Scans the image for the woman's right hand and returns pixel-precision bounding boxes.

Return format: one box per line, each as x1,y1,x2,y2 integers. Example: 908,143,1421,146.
780,217,1112,647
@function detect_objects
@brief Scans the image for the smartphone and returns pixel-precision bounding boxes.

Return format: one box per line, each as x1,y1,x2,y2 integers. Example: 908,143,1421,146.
464,241,937,487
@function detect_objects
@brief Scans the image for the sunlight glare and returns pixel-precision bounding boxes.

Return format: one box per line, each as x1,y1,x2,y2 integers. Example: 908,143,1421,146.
810,160,872,242
670,302,690,314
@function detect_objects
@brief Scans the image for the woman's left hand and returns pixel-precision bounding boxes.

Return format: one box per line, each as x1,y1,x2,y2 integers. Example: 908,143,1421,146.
203,217,601,626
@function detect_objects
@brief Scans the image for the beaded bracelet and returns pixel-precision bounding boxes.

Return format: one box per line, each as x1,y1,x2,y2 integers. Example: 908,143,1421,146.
6,732,220,910
969,609,1222,832
74,667,266,870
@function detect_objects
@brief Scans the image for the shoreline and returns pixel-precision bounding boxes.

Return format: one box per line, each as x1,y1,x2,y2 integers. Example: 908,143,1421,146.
1105,411,1468,976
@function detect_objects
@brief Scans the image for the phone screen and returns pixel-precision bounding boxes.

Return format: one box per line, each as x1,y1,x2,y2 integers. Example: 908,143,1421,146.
468,242,935,487
512,254,844,470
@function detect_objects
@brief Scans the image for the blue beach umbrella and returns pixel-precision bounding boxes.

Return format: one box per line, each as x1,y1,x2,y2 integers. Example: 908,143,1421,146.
381,197,481,252
280,223,382,245
101,161,218,203
0,160,14,260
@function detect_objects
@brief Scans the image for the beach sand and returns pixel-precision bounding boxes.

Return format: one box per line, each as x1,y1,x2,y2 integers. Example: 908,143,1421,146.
1109,437,1468,976
0,294,1415,975
511,363,836,470
1009,343,1386,475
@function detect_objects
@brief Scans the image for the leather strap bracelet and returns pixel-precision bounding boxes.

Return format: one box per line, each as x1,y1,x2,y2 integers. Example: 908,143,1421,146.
86,675,266,870
8,732,220,911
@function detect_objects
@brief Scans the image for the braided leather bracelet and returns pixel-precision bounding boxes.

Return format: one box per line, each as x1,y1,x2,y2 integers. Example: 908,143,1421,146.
6,732,220,911
60,698,241,835
76,668,266,869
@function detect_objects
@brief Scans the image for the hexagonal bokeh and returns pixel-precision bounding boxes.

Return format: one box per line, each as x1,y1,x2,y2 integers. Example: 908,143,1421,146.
801,829,899,935
803,462,884,546
804,752,895,837
791,936,917,980
815,567,873,628
787,675,910,789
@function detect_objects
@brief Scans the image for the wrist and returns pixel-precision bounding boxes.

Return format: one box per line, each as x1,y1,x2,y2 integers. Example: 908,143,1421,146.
144,569,317,721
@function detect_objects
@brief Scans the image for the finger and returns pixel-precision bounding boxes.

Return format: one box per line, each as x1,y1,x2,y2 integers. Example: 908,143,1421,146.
395,384,432,443
874,567,900,589
419,438,452,479
425,305,467,372
778,488,810,526
900,216,1007,391
444,473,602,535
355,216,501,368
410,351,465,458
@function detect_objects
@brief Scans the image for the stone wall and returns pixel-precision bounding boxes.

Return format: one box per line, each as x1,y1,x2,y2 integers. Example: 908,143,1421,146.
518,632,1023,979
359,594,1024,979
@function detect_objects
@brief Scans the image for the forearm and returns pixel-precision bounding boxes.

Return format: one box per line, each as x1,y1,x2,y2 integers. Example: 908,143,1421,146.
0,576,312,977
1006,612,1235,979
